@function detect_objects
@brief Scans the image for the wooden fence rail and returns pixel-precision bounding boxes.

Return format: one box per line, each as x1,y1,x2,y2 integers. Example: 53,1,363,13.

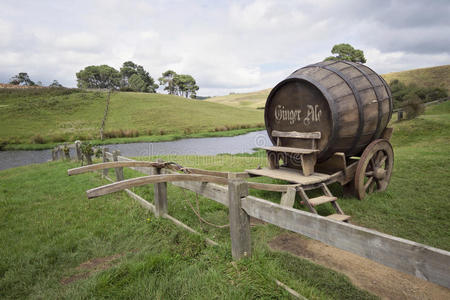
67,152,450,289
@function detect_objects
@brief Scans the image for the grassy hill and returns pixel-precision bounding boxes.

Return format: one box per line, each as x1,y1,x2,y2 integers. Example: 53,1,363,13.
0,88,263,149
206,89,271,109
0,102,448,298
207,65,450,109
383,65,450,90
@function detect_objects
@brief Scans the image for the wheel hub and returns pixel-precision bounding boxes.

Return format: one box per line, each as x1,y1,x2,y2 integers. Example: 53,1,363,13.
374,168,386,179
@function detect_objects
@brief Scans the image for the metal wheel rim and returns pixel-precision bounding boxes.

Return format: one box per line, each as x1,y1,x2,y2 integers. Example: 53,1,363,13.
355,139,394,200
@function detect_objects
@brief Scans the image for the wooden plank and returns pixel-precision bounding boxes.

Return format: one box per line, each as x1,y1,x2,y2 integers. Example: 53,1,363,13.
308,195,336,206
280,187,296,207
185,167,248,179
68,161,165,175
246,167,331,185
171,180,229,207
272,130,321,139
86,174,229,199
163,168,230,206
326,214,350,222
300,153,316,176
262,146,319,154
241,195,450,289
228,176,251,260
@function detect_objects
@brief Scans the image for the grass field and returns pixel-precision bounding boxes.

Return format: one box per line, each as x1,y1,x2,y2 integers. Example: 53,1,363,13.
207,65,450,109
0,102,448,298
0,88,263,150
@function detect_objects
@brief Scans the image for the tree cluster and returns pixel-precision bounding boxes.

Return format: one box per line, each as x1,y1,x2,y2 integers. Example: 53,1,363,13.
8,73,64,88
324,43,366,63
158,70,199,99
76,61,158,92
389,79,448,108
9,73,35,86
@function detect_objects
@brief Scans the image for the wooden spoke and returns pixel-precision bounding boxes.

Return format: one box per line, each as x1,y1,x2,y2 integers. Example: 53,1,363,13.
355,139,394,200
364,177,373,190
377,155,387,167
369,158,376,169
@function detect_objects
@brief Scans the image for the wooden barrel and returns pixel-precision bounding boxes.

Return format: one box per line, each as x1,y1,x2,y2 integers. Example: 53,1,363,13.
264,60,393,162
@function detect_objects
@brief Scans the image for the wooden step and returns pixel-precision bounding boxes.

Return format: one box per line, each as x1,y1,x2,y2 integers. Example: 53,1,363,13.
308,195,337,206
326,214,351,222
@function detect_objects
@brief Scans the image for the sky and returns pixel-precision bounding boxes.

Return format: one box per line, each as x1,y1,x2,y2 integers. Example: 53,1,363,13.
0,0,449,96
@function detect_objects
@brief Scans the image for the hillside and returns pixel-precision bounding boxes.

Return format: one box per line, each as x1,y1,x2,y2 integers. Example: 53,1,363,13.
207,64,450,109
206,89,271,109
382,65,450,90
0,89,263,149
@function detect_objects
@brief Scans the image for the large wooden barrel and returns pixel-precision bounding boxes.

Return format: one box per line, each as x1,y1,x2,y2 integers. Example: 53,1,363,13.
265,60,393,162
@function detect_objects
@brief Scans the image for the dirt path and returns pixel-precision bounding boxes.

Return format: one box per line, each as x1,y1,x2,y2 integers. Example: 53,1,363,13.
269,233,450,299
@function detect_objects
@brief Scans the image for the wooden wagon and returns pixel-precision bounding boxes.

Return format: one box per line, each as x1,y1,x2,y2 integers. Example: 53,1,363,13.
247,60,395,221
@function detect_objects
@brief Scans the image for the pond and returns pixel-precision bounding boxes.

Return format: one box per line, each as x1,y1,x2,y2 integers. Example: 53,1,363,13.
0,131,272,170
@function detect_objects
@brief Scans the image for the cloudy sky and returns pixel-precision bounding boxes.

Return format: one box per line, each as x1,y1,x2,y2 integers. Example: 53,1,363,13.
1,0,449,96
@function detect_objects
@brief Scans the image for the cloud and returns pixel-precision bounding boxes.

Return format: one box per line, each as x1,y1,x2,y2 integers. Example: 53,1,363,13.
0,0,449,95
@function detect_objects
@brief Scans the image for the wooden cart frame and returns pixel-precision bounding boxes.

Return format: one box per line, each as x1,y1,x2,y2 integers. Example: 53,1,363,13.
246,127,395,221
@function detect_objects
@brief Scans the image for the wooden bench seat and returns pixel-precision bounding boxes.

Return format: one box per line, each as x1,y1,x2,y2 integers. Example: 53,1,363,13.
265,130,322,176
261,146,319,155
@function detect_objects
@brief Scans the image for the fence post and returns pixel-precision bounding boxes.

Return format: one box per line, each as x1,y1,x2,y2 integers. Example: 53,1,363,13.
228,173,251,260
154,158,168,217
58,146,64,161
64,143,71,160
52,148,57,161
75,141,82,162
112,150,124,181
102,147,109,177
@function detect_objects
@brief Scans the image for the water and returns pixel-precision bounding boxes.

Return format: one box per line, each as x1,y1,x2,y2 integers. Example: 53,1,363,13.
0,131,272,170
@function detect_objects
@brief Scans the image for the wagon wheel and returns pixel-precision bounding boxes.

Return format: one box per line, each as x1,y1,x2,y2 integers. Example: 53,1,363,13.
355,139,394,200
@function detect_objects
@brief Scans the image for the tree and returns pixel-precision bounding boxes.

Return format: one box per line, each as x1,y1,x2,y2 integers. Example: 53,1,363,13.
158,70,178,94
159,70,199,98
49,80,63,88
119,61,158,92
175,74,199,98
128,74,147,92
76,65,121,89
324,43,366,63
9,72,35,86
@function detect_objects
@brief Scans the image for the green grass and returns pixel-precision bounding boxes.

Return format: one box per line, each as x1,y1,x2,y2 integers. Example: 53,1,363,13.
207,65,450,109
0,163,375,299
0,102,448,299
0,88,263,150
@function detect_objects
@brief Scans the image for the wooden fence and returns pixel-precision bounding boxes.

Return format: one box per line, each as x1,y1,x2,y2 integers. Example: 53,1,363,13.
67,151,450,289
